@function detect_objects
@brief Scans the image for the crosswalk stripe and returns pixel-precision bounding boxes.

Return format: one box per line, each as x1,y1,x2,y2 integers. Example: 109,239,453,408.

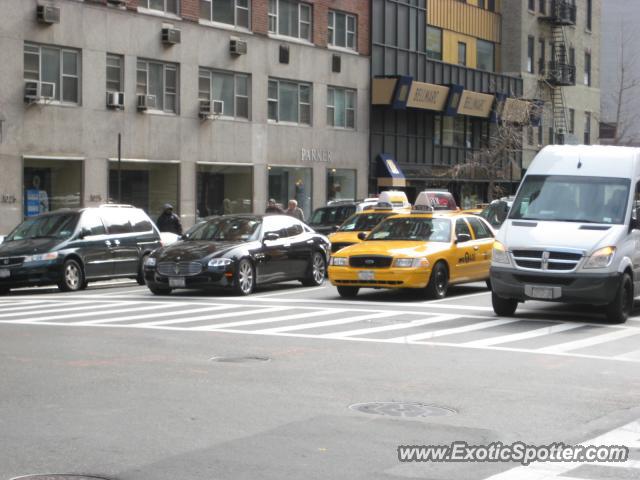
254,311,392,334
462,323,584,347
537,328,640,354
388,319,519,343
12,303,170,323
322,314,461,338
0,301,82,315
613,348,640,361
0,301,136,320
74,304,243,325
193,308,345,330
133,306,289,327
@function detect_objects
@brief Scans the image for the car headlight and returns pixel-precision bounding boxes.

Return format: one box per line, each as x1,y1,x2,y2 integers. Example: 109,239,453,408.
144,257,157,267
330,257,348,266
583,246,616,269
23,252,59,263
208,258,233,268
392,257,430,268
492,241,510,264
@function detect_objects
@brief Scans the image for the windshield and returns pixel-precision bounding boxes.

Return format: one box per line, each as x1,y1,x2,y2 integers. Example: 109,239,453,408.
369,217,452,242
188,217,261,242
309,206,354,226
510,175,630,224
338,213,392,232
6,213,79,241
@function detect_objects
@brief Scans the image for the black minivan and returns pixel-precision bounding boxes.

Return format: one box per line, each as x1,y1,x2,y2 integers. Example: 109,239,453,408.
0,205,161,294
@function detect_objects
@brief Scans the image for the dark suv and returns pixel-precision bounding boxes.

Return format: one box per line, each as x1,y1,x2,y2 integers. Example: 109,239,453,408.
0,205,161,294
308,202,359,235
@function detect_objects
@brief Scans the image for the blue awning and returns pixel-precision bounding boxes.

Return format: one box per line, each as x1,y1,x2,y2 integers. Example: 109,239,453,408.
376,154,406,187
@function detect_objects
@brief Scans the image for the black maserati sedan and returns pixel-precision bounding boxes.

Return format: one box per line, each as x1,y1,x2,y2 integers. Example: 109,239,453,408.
144,214,330,295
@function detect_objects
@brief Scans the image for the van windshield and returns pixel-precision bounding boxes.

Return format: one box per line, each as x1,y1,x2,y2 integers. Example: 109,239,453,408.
6,213,79,241
510,175,630,224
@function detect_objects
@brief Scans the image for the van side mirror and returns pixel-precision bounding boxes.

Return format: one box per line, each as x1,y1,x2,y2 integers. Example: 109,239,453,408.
263,232,279,242
456,233,472,243
357,232,368,241
631,211,640,231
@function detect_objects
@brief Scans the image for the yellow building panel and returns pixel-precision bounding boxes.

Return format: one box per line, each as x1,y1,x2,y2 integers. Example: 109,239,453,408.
443,31,478,69
428,0,501,43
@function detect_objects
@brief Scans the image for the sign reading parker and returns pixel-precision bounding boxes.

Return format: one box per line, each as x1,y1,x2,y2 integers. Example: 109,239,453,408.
301,148,332,163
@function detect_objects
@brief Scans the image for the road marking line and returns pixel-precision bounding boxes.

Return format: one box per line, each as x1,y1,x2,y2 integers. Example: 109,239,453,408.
388,319,519,343
537,328,640,354
462,323,584,347
133,306,289,327
1,301,133,318
422,289,490,304
12,303,170,324
252,285,332,298
0,301,81,315
193,308,344,330
254,311,392,334
75,304,244,325
322,314,461,338
613,348,640,361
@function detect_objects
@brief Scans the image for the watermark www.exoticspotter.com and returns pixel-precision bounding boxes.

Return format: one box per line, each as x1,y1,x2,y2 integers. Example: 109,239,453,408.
397,442,629,466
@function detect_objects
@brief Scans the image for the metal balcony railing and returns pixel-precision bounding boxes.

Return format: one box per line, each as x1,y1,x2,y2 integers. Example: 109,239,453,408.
548,0,577,26
546,61,576,86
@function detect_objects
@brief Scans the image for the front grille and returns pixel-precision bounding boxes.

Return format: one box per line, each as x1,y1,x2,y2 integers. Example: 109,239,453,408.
335,280,403,286
0,257,25,267
157,261,203,277
513,274,575,286
511,249,582,272
331,242,354,253
349,256,393,269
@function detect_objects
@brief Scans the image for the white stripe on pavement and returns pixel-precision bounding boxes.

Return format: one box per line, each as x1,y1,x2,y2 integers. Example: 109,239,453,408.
74,304,243,325
613,348,640,361
389,319,519,343
0,301,81,315
254,311,392,334
322,314,461,338
193,308,345,330
133,306,289,327
13,303,170,324
537,328,640,354
462,323,584,347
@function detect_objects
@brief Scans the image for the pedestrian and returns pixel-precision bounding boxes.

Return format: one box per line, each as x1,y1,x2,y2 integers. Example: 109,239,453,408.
156,203,183,234
285,199,305,222
265,198,284,214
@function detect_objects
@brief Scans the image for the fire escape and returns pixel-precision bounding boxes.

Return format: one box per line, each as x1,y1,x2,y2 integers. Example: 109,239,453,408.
539,0,576,144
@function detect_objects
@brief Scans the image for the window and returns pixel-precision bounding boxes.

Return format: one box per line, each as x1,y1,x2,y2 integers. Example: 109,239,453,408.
569,47,575,66
268,0,312,41
487,0,495,11
586,0,592,30
80,211,106,237
268,166,312,218
527,126,534,145
136,60,178,113
528,0,535,11
476,40,494,72
467,217,493,239
327,87,356,129
200,0,249,27
24,43,81,104
527,36,535,73
477,0,485,7
539,0,546,14
584,112,591,145
426,26,443,60
455,218,472,240
199,69,249,119
439,116,469,147
457,42,466,66
538,124,543,146
328,10,356,50
584,52,591,86
106,54,123,93
327,169,356,202
569,108,575,134
268,79,312,125
196,165,253,219
538,38,545,74
24,159,83,217
141,0,178,14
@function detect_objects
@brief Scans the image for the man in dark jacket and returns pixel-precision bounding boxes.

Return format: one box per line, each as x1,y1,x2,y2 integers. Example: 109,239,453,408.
156,203,183,234
265,198,284,214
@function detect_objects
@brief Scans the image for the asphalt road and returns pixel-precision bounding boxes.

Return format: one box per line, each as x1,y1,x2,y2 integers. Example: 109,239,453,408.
0,280,639,480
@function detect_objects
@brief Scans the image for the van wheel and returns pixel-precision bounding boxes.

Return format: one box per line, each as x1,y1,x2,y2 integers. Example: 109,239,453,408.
337,286,359,298
58,259,84,292
137,254,149,286
425,262,448,299
605,273,633,324
492,292,518,316
148,285,172,296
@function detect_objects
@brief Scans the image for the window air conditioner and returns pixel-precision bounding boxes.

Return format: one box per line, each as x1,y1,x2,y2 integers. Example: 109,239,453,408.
161,27,181,45
36,5,60,24
137,94,156,111
106,91,125,109
230,39,248,56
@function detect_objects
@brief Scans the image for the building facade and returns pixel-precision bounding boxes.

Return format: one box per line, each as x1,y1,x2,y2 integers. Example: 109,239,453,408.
370,0,524,209
600,0,640,146
0,0,370,233
501,0,601,169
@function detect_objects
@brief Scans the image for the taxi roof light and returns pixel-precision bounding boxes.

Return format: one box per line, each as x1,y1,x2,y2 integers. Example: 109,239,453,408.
414,190,458,212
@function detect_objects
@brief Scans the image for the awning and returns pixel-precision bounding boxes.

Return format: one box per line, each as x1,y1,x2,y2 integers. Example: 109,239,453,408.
376,154,406,188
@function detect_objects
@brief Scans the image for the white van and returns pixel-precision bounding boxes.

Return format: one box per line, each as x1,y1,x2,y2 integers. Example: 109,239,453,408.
490,145,640,323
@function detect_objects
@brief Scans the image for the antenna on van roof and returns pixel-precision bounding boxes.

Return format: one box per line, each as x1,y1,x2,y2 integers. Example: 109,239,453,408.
577,156,582,169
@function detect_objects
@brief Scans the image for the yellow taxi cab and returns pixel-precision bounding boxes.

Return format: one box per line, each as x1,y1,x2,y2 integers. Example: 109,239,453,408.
327,210,495,299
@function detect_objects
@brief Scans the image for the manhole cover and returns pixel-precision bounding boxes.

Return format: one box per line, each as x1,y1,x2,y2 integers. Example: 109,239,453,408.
11,476,111,480
349,402,456,418
209,355,271,363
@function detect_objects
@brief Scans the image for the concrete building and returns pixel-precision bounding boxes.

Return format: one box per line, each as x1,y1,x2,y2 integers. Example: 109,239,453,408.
0,0,370,233
370,0,523,208
600,0,640,146
501,0,601,169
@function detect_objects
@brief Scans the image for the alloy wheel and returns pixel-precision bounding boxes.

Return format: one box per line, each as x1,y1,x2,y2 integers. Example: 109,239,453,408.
238,260,254,295
312,253,326,284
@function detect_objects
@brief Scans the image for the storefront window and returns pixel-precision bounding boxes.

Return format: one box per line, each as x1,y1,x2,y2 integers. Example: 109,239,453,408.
196,164,253,220
327,168,356,202
108,161,179,221
24,159,83,217
268,166,312,218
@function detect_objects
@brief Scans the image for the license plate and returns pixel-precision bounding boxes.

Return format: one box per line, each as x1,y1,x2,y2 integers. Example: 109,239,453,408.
526,285,559,300
169,277,186,288
0,269,9,279
358,270,375,281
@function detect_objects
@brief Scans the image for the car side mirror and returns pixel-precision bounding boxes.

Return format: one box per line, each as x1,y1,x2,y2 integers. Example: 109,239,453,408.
78,228,92,239
357,232,368,241
631,211,640,231
456,233,472,243
263,232,279,242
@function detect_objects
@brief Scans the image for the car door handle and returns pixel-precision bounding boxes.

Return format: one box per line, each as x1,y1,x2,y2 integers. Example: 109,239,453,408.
114,239,120,245
105,240,112,247
284,244,291,248
306,240,314,244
